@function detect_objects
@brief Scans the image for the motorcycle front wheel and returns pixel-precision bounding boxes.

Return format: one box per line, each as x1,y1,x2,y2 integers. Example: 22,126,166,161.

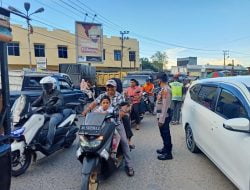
81,171,99,190
11,150,32,177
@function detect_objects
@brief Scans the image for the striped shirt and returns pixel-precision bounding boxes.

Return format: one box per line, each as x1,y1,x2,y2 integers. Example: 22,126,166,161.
95,92,125,110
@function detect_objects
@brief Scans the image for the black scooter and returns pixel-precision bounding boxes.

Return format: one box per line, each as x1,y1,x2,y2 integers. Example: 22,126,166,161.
76,112,123,190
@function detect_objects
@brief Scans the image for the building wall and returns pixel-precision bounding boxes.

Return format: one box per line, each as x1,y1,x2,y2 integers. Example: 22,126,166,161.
94,36,140,71
177,57,197,66
8,24,140,71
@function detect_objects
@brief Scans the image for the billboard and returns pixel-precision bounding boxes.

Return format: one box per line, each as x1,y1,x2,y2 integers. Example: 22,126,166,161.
75,22,103,63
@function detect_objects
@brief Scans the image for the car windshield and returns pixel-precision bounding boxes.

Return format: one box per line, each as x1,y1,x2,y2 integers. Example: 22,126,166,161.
22,76,43,91
122,76,148,88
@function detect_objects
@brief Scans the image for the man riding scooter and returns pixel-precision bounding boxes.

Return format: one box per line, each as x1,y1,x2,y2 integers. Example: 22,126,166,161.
82,79,135,176
142,78,155,114
32,76,64,149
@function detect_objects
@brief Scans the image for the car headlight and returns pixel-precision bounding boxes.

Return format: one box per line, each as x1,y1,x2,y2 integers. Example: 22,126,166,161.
79,135,103,148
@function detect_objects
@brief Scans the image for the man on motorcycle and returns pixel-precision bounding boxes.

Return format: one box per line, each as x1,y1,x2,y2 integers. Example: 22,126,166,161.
32,76,64,149
82,79,135,176
142,78,155,113
142,78,154,97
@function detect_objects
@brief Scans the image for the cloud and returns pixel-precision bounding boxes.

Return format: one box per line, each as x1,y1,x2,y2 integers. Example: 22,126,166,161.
198,57,243,66
163,48,186,69
162,48,249,68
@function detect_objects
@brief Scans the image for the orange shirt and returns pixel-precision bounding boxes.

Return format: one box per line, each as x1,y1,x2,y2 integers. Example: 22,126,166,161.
142,83,154,95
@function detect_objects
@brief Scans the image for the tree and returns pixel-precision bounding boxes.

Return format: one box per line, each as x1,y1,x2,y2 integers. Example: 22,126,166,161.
151,51,168,71
140,57,158,72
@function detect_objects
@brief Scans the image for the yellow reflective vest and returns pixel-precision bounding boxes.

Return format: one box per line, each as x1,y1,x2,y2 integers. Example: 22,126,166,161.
169,81,183,101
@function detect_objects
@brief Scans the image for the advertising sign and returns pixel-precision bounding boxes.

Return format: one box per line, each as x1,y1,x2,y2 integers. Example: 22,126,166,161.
36,57,47,70
0,8,12,42
75,22,103,63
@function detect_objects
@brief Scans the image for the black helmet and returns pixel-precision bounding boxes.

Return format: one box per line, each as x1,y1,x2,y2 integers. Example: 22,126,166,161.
156,72,168,83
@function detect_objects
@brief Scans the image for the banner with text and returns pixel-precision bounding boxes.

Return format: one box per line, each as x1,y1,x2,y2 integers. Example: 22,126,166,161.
76,22,103,63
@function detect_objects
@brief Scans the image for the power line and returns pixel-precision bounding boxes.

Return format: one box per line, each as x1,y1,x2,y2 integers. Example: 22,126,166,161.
31,18,123,48
76,0,221,52
40,0,221,53
11,20,127,57
10,1,250,58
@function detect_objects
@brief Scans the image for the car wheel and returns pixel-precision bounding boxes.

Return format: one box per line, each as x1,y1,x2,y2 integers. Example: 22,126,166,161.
185,125,200,153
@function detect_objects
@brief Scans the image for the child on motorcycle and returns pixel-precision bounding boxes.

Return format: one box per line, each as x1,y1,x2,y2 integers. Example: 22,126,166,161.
94,96,120,156
94,95,114,114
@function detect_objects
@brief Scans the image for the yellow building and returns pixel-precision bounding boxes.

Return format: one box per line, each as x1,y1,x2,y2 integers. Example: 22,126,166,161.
7,24,140,71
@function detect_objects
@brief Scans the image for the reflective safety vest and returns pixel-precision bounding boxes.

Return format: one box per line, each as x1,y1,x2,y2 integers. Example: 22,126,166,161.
169,81,183,101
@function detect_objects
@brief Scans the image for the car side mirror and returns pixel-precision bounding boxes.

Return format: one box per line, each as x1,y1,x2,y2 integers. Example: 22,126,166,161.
223,118,250,133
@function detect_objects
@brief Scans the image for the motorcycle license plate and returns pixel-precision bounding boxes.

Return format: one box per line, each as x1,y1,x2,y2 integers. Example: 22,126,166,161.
79,125,101,135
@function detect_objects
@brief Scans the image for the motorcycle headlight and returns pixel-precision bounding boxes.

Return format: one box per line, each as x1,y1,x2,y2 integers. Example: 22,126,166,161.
79,135,103,148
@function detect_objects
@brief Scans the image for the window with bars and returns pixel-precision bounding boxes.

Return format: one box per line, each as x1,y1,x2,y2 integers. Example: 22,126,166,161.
8,42,20,56
34,44,45,57
114,50,121,61
103,49,106,60
129,51,136,61
58,46,68,58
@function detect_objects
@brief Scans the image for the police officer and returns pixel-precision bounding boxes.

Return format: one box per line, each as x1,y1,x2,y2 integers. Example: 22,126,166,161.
155,73,173,160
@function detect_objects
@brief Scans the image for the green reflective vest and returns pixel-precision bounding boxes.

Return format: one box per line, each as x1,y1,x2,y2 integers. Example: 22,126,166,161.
169,81,183,101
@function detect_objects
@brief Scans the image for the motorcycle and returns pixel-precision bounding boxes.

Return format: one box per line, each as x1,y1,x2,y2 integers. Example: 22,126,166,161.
141,92,155,114
10,95,79,177
126,95,144,124
76,112,123,190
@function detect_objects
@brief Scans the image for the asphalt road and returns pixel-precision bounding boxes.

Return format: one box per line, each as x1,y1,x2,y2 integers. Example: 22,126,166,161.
11,115,237,190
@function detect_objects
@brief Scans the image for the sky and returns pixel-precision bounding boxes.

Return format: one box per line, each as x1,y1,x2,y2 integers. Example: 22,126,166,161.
3,0,250,67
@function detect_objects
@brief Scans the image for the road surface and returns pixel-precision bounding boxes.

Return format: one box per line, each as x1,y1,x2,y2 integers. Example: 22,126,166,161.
11,114,236,190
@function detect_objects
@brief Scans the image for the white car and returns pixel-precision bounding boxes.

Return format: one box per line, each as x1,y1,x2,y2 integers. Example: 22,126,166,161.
182,76,250,190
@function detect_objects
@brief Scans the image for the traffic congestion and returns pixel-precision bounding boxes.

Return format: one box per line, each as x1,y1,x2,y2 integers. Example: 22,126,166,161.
0,1,250,190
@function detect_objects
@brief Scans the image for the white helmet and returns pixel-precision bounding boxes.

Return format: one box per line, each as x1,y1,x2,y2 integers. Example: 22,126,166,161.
40,76,57,91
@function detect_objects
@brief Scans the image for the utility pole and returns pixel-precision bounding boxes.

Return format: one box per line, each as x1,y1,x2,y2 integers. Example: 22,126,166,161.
92,14,97,23
27,18,32,69
231,59,234,76
84,13,88,22
223,50,229,70
9,3,44,69
120,31,129,78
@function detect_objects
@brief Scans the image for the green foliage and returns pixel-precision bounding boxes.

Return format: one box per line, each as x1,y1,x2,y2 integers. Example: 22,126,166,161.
140,51,168,72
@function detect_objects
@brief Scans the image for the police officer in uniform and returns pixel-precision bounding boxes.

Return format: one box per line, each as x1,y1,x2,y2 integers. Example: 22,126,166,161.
155,73,173,160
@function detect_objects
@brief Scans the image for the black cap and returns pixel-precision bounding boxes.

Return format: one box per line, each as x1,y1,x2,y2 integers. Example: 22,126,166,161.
156,72,168,82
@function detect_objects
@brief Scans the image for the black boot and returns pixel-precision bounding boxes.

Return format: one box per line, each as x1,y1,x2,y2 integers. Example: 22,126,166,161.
157,152,173,160
156,148,165,154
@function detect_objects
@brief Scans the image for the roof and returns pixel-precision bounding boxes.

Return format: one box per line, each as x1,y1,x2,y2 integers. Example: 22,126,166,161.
200,76,250,87
185,65,248,71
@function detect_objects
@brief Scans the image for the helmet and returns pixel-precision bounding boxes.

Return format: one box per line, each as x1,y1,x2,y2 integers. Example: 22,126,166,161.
40,76,57,92
146,77,151,82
